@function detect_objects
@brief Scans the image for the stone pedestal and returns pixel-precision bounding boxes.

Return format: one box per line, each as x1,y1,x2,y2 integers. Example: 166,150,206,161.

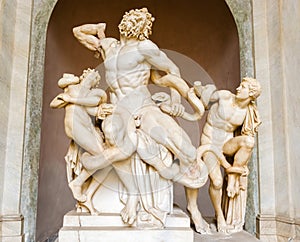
0,215,24,242
58,206,193,242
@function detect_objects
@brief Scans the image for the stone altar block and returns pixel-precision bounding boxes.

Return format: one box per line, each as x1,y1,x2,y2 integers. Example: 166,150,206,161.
58,171,193,242
59,207,193,242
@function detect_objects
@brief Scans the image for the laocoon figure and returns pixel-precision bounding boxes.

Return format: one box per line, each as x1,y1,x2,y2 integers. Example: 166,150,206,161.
51,7,261,240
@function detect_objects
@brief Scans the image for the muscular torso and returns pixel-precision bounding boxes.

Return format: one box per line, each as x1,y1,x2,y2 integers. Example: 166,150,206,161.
102,39,152,103
64,85,95,138
201,92,247,147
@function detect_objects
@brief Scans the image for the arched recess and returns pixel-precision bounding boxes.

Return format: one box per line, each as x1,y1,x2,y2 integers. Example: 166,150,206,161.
21,2,59,242
225,0,258,234
21,0,256,241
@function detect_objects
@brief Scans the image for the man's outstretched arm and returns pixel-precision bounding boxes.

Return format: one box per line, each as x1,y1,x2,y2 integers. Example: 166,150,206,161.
73,23,106,51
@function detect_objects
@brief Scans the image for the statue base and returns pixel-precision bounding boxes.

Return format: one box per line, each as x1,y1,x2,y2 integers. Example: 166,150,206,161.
58,206,193,242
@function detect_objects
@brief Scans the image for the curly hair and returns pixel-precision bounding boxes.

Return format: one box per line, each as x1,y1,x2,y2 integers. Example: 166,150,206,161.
242,77,261,99
118,8,155,40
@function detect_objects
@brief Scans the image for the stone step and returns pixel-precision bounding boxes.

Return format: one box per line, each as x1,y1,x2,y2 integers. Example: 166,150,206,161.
62,206,190,228
59,206,193,242
59,226,193,242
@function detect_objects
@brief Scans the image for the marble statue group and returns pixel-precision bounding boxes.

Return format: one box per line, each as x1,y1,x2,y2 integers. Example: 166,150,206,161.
51,7,261,236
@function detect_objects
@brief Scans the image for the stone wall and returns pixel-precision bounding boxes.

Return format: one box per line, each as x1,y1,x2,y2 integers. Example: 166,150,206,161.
253,0,300,241
0,0,32,241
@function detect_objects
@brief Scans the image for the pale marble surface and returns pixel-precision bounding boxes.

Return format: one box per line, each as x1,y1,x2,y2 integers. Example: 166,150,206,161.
252,0,300,241
21,1,58,241
252,0,277,216
0,0,31,214
0,214,24,237
62,206,190,228
59,206,193,242
0,0,32,241
194,230,259,242
280,0,300,220
59,229,193,242
54,226,260,242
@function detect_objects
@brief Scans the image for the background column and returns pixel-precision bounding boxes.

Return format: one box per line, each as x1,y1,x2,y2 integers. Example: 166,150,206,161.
0,0,32,241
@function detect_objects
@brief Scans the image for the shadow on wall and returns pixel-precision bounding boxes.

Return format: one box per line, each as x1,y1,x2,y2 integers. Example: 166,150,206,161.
36,0,239,241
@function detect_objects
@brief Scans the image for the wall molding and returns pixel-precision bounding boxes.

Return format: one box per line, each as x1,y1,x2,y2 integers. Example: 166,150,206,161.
0,214,24,241
257,214,300,241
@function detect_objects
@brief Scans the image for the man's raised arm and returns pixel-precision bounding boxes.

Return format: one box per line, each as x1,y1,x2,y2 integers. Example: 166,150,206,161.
73,23,106,51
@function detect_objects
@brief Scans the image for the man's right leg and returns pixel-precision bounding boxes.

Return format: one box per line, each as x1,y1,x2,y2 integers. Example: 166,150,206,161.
81,114,137,172
113,158,139,225
185,187,211,234
83,114,139,224
136,129,180,180
203,151,227,232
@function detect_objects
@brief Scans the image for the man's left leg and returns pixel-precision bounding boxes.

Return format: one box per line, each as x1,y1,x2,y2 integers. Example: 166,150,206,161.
223,135,255,197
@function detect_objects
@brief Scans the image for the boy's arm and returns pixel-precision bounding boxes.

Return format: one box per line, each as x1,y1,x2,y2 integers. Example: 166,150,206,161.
212,90,232,102
50,93,68,109
61,89,107,107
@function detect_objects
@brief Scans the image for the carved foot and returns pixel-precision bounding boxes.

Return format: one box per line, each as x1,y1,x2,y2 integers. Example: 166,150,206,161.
226,184,240,198
187,206,211,234
226,174,240,198
216,216,233,234
217,225,236,234
78,198,100,215
121,196,138,225
217,225,229,234
69,180,87,202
